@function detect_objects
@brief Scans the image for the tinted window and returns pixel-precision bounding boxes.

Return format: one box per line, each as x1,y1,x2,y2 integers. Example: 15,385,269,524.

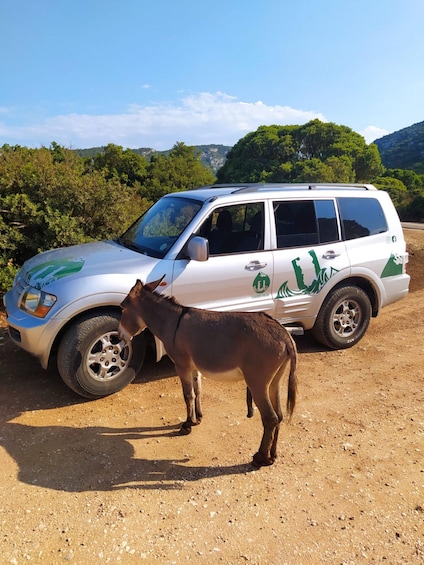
274,200,318,248
274,200,338,248
200,202,264,255
315,200,339,243
338,197,387,240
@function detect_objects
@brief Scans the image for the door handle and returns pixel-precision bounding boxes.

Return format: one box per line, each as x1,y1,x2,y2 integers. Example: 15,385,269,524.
322,250,341,259
245,261,267,271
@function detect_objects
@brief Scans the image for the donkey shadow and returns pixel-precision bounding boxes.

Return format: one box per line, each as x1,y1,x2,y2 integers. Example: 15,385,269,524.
0,330,322,493
1,421,254,492
0,349,253,493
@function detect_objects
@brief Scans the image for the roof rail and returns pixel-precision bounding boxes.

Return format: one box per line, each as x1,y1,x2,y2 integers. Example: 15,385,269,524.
194,182,377,193
233,182,377,193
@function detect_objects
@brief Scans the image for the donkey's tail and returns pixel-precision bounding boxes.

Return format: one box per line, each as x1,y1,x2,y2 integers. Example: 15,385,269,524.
286,335,298,420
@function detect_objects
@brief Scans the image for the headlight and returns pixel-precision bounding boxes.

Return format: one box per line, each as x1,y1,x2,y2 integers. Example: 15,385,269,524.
20,287,57,318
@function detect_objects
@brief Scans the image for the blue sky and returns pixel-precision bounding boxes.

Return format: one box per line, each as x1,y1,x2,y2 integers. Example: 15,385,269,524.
1,0,423,150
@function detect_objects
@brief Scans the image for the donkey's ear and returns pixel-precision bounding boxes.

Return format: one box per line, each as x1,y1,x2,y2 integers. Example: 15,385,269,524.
144,275,166,292
129,279,144,297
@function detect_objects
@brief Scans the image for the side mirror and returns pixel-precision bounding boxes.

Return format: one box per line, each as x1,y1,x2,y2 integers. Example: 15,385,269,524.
187,236,209,262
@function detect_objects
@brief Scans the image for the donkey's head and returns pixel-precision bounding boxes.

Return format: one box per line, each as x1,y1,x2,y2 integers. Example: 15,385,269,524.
118,276,165,343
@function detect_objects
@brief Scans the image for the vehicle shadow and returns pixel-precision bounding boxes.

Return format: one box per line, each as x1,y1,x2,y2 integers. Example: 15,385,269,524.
294,332,330,354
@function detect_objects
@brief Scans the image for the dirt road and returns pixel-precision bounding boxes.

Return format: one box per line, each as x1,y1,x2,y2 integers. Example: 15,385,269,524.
1,230,423,564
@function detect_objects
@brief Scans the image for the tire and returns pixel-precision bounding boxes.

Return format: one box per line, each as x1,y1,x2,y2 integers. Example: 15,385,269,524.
57,310,145,398
312,285,372,350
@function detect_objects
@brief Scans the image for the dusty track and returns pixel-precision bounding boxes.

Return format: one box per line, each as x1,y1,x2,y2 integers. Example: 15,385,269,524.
1,229,423,564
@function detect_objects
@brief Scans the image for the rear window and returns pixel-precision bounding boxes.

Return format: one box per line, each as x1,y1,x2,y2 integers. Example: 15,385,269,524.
338,197,387,240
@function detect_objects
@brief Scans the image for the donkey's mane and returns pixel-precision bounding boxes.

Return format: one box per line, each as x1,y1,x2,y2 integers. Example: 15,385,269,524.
144,285,185,311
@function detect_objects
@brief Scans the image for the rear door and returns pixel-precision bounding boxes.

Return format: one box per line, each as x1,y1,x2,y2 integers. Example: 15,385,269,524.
170,201,275,314
271,199,349,326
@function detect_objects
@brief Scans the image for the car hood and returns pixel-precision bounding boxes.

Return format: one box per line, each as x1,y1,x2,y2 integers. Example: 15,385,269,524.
21,240,160,290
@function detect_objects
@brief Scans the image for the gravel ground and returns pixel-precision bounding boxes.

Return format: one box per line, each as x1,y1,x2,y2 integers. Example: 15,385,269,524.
0,229,423,564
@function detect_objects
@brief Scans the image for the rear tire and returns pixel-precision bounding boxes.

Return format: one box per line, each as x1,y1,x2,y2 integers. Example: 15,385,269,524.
312,285,371,349
57,310,145,398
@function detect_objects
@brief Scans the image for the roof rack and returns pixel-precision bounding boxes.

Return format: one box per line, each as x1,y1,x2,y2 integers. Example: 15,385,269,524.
194,182,377,194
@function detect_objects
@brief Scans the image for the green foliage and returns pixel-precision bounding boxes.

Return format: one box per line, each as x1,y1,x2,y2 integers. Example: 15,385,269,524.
401,194,424,221
374,169,424,219
88,143,147,186
2,123,423,296
216,120,384,184
142,142,215,201
381,168,423,194
374,176,408,208
0,142,214,294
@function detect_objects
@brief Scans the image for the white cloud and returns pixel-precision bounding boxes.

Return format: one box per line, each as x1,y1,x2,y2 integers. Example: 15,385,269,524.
360,125,389,144
0,92,327,149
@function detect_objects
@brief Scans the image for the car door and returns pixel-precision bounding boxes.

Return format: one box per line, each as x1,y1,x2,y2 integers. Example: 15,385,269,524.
271,198,349,325
170,201,275,315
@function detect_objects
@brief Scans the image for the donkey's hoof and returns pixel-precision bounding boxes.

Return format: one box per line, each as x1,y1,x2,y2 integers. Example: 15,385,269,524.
252,452,274,468
179,424,192,435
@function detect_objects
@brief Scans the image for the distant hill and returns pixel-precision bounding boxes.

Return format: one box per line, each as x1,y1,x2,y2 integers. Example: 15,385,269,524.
76,121,424,176
77,144,232,174
374,121,424,173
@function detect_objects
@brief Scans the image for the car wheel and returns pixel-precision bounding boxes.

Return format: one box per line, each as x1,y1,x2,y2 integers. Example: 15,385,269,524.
57,310,145,398
312,285,371,349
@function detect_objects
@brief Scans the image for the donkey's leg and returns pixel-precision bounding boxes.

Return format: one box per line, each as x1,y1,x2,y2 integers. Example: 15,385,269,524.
269,366,285,462
177,366,201,435
249,383,279,467
193,370,203,422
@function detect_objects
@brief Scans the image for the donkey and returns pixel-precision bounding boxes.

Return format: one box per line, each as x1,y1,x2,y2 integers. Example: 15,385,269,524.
118,277,298,467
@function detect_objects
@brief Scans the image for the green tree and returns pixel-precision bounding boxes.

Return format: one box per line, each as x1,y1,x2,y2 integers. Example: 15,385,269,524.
400,194,424,221
381,168,423,194
0,143,148,292
373,176,409,207
143,142,215,201
89,143,147,186
217,120,384,183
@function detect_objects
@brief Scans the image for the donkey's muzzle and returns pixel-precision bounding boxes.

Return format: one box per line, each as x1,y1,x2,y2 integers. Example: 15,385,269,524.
117,323,133,345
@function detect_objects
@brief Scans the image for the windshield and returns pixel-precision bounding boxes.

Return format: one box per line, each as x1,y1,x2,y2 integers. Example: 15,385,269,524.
119,196,203,258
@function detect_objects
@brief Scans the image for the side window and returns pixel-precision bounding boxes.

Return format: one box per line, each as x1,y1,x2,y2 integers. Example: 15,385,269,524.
338,197,388,240
200,202,264,255
315,200,339,243
274,200,319,248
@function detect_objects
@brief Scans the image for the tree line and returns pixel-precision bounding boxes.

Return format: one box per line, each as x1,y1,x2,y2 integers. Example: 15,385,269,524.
1,120,423,293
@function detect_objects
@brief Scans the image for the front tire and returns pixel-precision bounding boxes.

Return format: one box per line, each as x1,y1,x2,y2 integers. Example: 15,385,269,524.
312,285,371,349
57,310,145,398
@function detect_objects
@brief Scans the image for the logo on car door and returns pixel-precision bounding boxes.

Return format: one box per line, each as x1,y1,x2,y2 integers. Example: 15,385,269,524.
276,249,339,298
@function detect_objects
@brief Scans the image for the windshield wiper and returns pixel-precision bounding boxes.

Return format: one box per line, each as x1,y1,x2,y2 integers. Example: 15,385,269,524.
117,237,146,254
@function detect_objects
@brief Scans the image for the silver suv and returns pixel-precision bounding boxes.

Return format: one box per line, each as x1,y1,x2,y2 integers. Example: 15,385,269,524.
3,183,410,398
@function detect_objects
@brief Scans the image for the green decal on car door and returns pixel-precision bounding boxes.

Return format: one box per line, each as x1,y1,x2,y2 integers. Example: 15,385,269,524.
276,249,339,298
253,272,271,294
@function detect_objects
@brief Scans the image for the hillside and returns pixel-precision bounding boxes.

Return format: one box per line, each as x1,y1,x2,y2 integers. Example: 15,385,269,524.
77,144,231,174
76,120,424,176
374,120,424,173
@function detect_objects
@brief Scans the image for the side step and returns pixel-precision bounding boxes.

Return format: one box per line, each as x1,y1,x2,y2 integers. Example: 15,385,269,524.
287,327,304,336
277,322,304,336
